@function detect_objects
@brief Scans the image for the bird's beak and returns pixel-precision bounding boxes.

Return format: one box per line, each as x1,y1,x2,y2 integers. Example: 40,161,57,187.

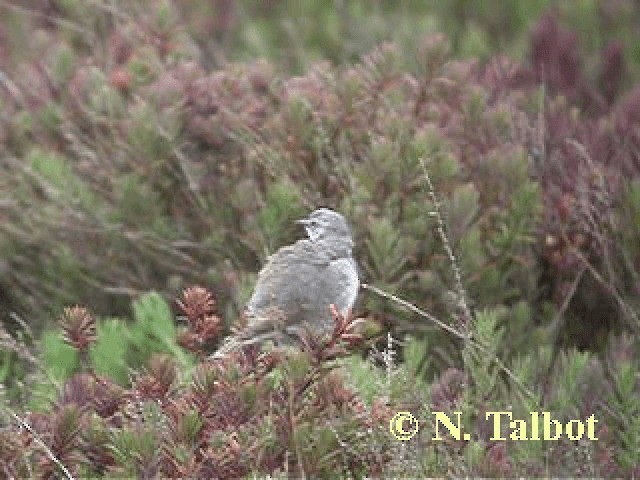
295,218,310,226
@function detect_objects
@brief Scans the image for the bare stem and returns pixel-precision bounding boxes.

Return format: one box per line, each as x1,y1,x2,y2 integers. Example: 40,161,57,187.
419,157,473,324
362,284,535,400
2,407,75,480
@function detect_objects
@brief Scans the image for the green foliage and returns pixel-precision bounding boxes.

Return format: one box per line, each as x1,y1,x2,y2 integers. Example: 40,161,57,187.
1,1,639,476
342,354,388,406
609,361,640,470
28,330,78,411
548,349,591,414
42,330,78,380
28,149,97,210
90,318,130,384
38,102,64,135
402,335,433,382
30,293,191,395
0,350,10,385
51,44,76,84
258,180,305,254
128,292,192,368
111,174,175,237
108,403,163,476
127,105,174,160
179,408,204,445
619,181,640,315
446,182,480,245
463,308,505,401
365,216,410,284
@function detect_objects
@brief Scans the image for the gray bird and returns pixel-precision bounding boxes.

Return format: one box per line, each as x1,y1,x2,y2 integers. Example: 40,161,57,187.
215,208,359,356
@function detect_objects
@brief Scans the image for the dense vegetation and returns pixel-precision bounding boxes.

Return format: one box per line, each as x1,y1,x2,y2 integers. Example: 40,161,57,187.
0,1,639,477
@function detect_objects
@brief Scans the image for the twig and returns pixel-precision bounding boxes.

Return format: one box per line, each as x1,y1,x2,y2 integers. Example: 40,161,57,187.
362,285,536,400
0,1,94,39
361,283,469,341
569,241,640,332
418,157,473,324
546,266,587,341
541,266,587,406
2,407,75,479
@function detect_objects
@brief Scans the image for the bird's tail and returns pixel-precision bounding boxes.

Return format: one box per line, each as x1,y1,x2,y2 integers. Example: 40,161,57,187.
210,329,283,360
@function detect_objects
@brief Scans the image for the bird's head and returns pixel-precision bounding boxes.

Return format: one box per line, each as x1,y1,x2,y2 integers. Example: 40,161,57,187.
296,208,352,244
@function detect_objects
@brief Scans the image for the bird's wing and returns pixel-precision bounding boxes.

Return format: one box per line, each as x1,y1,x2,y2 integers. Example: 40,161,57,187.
247,239,331,314
231,239,359,347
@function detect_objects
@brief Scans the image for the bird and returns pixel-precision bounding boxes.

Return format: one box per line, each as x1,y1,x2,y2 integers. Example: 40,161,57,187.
214,208,359,357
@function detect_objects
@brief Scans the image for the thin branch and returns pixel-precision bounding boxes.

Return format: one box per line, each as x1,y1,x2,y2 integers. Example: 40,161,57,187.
546,266,587,341
569,241,640,332
0,1,94,39
362,283,536,400
2,407,75,480
418,157,473,324
361,283,468,341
